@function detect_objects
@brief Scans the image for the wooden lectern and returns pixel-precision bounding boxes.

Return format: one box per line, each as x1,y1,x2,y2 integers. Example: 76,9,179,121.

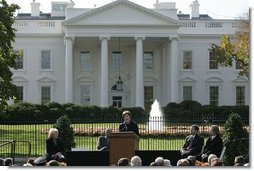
109,132,139,165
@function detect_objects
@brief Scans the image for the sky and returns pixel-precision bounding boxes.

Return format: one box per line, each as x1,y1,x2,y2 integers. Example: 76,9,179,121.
5,0,250,19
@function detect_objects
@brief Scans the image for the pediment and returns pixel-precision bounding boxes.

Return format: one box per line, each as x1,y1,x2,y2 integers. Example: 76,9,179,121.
231,77,249,83
179,77,197,82
205,77,224,83
12,76,28,83
63,0,180,27
36,76,55,82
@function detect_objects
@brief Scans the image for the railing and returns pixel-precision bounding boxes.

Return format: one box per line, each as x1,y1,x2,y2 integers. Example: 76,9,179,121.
0,140,31,163
180,20,241,29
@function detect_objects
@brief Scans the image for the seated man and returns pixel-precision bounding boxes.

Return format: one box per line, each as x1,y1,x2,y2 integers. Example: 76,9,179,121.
181,125,204,158
196,125,223,162
97,128,111,151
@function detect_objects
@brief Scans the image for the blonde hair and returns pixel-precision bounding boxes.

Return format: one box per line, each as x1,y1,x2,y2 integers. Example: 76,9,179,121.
122,110,132,119
48,128,58,139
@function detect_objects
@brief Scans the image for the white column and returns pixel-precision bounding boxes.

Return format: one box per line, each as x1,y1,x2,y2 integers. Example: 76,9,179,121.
161,47,167,106
135,37,145,108
65,37,74,103
170,37,178,102
100,37,109,106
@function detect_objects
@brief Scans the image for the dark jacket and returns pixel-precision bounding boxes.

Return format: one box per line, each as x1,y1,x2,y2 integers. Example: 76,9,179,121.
97,136,110,151
119,120,139,136
202,135,223,157
182,134,204,155
46,138,65,156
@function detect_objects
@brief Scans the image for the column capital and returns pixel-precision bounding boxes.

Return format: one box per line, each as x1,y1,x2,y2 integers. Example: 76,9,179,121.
134,36,145,41
64,36,75,44
169,36,180,41
99,36,110,41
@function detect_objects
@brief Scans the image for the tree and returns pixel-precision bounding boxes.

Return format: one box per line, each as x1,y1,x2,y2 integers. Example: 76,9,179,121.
53,115,75,154
222,113,249,166
0,0,20,111
211,18,249,78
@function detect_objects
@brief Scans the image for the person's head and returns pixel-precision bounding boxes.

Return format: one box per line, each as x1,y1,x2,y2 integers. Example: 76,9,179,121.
4,157,13,166
130,156,142,166
234,156,245,166
208,154,217,166
27,158,35,166
0,158,5,166
150,162,159,166
155,157,164,166
190,125,199,135
177,159,190,166
48,128,59,139
122,110,132,124
46,160,60,166
210,158,223,166
163,159,172,166
117,158,130,166
187,156,196,166
105,128,112,137
209,125,220,136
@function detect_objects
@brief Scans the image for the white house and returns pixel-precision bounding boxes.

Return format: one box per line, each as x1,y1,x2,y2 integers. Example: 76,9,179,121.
11,0,249,109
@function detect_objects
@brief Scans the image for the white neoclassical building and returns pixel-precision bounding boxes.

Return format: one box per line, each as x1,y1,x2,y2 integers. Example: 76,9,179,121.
11,0,249,109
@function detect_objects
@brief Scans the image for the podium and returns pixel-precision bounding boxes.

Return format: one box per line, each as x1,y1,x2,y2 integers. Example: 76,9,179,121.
109,132,139,165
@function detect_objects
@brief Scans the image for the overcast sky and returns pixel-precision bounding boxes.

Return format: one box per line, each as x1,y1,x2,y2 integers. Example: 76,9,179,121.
5,0,250,19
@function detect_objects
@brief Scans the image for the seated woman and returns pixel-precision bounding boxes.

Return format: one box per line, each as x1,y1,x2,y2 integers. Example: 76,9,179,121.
97,128,111,151
197,125,223,162
45,128,65,162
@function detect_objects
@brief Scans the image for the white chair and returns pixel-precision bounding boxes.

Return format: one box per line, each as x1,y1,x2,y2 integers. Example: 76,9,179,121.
219,146,226,162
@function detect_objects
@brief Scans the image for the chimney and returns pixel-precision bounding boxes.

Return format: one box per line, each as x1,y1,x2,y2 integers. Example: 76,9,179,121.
30,0,40,17
68,0,75,8
189,0,200,19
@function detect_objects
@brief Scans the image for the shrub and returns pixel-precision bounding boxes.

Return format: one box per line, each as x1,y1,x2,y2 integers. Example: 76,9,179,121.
222,113,249,166
53,115,75,153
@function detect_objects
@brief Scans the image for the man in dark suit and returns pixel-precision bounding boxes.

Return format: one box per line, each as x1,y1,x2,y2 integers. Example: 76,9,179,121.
97,128,111,151
181,125,204,158
197,125,223,162
119,110,139,136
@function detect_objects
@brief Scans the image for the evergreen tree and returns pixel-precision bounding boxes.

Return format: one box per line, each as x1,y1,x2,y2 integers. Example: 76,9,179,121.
54,115,75,153
0,0,20,111
222,113,249,166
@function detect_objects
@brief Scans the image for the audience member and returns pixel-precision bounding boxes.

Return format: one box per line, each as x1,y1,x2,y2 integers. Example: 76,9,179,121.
46,160,60,166
234,155,245,166
197,125,223,162
4,157,13,166
130,156,142,166
181,125,204,158
154,157,164,166
187,156,196,166
210,158,223,166
0,158,5,166
97,128,111,151
207,154,217,166
150,162,159,166
117,158,130,166
177,159,190,166
163,159,172,166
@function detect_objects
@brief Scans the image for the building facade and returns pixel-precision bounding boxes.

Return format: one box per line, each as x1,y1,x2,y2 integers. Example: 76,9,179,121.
11,0,249,109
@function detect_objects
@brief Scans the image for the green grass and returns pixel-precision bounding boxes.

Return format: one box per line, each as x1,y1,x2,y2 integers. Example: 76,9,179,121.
0,123,187,157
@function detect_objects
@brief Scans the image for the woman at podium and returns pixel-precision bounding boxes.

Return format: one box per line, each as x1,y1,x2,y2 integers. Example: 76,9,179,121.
119,110,139,136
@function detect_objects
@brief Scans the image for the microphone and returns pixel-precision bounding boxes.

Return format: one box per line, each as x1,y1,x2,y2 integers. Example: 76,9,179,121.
120,121,128,132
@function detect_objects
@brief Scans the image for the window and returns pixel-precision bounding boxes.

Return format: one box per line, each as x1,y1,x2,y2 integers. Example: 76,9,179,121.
144,52,154,70
41,51,51,69
80,51,92,72
144,86,153,110
80,85,91,105
112,52,121,71
236,86,245,105
15,50,24,70
41,86,51,104
183,51,192,69
112,96,122,108
52,4,67,11
209,86,219,106
236,61,242,70
15,86,23,103
209,50,218,69
183,86,192,101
